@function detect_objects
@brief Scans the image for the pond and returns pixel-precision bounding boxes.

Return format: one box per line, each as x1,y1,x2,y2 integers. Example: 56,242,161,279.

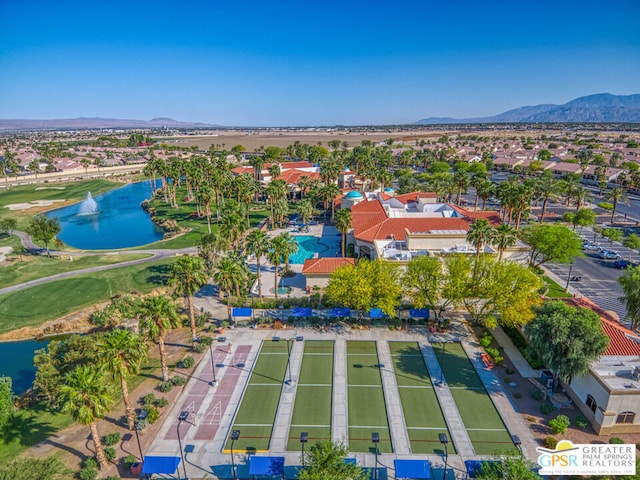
47,180,163,250
0,338,50,394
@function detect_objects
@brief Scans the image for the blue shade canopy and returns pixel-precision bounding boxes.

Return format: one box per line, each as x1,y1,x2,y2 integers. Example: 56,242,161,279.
464,460,501,478
369,308,389,319
292,307,312,317
331,307,351,317
409,308,430,318
249,456,285,476
141,456,181,474
232,307,252,317
345,458,357,465
394,459,431,479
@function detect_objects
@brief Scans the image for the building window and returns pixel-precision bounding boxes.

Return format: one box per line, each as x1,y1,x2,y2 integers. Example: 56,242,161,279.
586,395,597,413
616,412,635,424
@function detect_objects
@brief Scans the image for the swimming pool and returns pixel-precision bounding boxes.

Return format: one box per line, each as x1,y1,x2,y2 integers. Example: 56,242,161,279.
289,235,341,264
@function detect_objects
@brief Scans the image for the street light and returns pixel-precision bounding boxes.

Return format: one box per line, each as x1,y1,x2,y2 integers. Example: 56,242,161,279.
300,432,308,468
134,410,148,461
230,429,240,480
177,411,189,480
565,262,575,292
512,434,522,452
209,340,217,387
439,433,448,480
285,339,293,384
371,432,380,480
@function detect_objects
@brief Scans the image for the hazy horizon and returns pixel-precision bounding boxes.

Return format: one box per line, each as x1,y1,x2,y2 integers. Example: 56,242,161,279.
1,0,638,126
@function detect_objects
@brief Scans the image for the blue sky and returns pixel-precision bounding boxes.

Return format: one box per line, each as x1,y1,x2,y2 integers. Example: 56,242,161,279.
1,0,639,126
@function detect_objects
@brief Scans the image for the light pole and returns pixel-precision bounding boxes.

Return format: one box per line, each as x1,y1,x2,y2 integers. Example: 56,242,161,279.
230,429,240,480
371,432,380,480
439,433,448,480
134,410,148,461
177,411,189,480
209,340,217,387
286,339,294,384
512,434,522,453
565,262,574,292
300,432,308,468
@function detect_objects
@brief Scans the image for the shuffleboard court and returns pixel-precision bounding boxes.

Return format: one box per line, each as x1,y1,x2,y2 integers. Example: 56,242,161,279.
433,342,514,455
346,341,392,453
287,340,334,450
389,341,456,454
224,340,289,451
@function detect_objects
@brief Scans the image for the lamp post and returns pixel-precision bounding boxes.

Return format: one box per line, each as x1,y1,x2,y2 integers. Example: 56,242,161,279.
439,433,448,480
565,262,574,292
285,339,293,384
512,434,522,453
134,410,148,461
300,432,308,468
371,432,380,480
209,340,217,387
177,411,189,480
230,429,240,480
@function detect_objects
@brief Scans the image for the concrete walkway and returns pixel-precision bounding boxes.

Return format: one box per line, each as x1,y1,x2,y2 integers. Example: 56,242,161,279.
270,340,304,451
332,338,349,445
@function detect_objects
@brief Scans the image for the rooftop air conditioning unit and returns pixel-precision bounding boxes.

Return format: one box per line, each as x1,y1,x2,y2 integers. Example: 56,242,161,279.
632,366,640,381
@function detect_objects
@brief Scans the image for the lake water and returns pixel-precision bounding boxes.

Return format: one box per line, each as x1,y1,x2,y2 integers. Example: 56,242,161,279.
0,338,50,394
48,180,163,249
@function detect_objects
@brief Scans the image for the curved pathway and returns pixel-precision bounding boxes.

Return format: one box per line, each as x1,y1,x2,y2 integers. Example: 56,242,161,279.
0,230,196,296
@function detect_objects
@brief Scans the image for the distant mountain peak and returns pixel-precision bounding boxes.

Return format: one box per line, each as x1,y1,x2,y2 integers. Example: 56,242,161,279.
416,93,640,124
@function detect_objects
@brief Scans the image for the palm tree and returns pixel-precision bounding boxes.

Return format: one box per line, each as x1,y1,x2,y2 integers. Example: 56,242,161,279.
268,234,287,299
212,253,249,319
59,365,113,471
534,174,561,222
272,232,299,273
169,256,208,342
245,229,271,299
335,208,352,257
492,223,518,260
96,329,147,430
571,186,591,212
296,197,315,225
466,218,495,256
605,187,630,224
138,296,181,382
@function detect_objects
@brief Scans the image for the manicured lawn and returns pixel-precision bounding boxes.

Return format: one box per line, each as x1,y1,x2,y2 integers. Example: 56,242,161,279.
0,258,175,334
346,341,391,453
225,341,288,452
389,342,455,454
287,340,333,450
542,276,572,298
433,342,514,455
0,252,151,289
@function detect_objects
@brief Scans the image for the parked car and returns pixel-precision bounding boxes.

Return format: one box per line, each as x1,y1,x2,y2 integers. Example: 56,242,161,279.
599,250,621,260
583,243,601,251
614,259,638,269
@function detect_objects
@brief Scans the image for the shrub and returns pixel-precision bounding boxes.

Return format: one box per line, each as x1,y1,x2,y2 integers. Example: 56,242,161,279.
142,393,157,407
104,432,120,446
155,397,169,408
574,414,588,430
549,414,571,434
532,390,545,401
486,346,500,359
123,454,137,469
83,458,98,470
146,407,160,424
479,334,493,348
104,447,117,461
200,336,214,346
192,342,207,354
609,437,625,444
544,436,558,449
180,356,195,369
158,381,173,393
540,403,555,415
171,376,186,386
78,466,98,480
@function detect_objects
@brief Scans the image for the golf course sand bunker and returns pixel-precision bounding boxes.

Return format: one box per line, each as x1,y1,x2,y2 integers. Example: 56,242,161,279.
5,199,66,210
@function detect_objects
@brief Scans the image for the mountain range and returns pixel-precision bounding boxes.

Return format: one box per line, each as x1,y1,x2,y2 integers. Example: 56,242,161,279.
416,93,640,124
0,117,217,131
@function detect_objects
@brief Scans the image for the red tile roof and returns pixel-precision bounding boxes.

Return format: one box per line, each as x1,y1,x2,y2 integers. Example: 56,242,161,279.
301,257,355,274
276,169,321,185
231,166,254,175
564,297,640,356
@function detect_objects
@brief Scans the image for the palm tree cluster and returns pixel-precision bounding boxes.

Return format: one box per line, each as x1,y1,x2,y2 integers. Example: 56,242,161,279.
466,219,518,260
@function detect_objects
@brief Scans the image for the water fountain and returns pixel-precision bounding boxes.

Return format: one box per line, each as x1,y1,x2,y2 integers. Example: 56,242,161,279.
78,191,98,215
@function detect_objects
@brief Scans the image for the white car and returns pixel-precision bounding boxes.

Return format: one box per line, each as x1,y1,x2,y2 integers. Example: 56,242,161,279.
583,243,601,251
599,250,621,260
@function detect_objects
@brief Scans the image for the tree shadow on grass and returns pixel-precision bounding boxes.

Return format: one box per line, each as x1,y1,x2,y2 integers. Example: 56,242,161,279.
1,410,58,448
143,264,172,285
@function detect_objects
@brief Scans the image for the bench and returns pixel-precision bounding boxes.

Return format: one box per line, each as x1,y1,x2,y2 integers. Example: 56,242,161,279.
481,353,494,370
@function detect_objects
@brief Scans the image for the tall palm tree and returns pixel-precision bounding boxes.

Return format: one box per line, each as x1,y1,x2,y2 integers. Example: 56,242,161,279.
96,329,147,430
605,187,630,224
268,234,288,299
169,256,208,342
274,232,298,272
138,296,181,382
466,218,495,256
335,208,352,257
212,253,249,319
534,174,561,222
59,366,113,471
571,186,591,212
245,229,271,299
493,223,518,260
296,197,315,225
